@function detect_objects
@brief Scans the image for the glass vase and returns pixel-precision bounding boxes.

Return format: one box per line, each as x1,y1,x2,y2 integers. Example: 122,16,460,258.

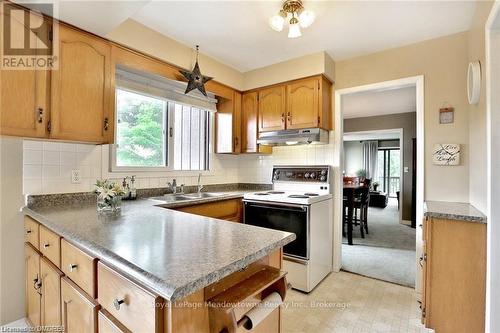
97,195,122,213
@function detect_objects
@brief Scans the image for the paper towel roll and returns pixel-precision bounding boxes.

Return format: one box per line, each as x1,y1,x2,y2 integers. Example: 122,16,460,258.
241,292,283,330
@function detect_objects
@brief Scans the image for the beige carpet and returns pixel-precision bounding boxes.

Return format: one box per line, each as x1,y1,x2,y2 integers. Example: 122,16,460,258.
342,198,416,287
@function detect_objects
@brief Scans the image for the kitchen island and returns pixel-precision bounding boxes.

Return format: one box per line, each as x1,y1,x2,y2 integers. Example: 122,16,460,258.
22,195,295,333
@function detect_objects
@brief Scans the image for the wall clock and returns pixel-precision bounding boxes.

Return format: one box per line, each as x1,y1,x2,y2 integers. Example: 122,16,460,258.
467,60,481,105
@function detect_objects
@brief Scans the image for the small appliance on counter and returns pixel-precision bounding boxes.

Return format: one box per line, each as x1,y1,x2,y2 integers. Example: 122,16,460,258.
243,165,333,292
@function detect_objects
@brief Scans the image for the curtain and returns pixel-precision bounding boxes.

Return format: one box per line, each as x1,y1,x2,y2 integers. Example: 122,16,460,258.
363,141,378,180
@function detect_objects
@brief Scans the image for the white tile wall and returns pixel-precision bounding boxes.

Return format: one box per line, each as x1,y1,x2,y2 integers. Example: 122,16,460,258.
238,133,336,183
22,140,240,195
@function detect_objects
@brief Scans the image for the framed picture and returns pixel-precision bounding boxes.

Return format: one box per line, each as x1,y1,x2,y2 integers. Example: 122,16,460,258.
432,144,460,165
439,107,454,124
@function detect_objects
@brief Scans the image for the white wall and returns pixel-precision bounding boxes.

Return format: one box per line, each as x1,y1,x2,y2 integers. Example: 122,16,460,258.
343,141,363,176
0,138,25,325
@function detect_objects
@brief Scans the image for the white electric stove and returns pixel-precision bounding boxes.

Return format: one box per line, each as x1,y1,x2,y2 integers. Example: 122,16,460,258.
243,165,333,292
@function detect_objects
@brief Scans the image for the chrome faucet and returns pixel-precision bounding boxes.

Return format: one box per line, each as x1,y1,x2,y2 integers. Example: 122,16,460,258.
167,179,185,195
197,173,204,194
167,179,177,194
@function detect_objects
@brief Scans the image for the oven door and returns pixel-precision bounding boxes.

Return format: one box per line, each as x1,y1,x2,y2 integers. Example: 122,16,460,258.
243,200,309,260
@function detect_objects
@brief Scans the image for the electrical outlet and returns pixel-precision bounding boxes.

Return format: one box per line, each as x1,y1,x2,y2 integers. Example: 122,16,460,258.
71,169,81,184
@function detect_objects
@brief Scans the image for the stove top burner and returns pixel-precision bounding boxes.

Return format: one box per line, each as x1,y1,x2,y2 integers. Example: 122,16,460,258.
304,193,319,196
267,191,285,194
288,195,310,199
254,192,270,196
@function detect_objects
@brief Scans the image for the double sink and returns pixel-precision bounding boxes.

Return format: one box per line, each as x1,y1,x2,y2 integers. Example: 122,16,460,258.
149,192,227,203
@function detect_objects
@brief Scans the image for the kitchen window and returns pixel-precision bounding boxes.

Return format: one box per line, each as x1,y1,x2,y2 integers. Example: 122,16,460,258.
111,67,215,172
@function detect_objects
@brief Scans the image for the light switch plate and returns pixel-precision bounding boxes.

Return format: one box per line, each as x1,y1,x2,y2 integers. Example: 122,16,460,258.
71,169,81,184
404,167,409,173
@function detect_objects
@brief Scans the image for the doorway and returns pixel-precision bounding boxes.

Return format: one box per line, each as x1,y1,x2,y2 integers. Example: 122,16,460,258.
332,76,424,292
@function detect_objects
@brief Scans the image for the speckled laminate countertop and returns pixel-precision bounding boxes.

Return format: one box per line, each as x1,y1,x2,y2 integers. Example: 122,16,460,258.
22,193,295,301
424,201,487,224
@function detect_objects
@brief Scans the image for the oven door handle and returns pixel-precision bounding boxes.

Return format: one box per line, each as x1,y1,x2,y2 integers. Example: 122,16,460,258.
244,202,308,212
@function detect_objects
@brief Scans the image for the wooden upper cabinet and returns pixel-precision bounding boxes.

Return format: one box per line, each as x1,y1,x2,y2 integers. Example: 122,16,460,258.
215,92,241,154
50,25,111,143
25,244,41,327
241,92,272,154
0,7,49,138
286,77,319,129
258,86,286,132
242,92,258,153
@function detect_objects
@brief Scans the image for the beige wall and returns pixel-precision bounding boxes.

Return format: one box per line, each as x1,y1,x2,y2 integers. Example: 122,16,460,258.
0,138,25,324
468,1,494,214
336,32,470,203
106,19,245,90
243,51,335,90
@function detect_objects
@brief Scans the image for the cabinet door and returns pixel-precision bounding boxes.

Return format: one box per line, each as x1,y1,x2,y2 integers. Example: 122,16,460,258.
286,78,319,129
50,25,111,143
258,86,286,132
0,6,48,138
215,92,241,154
241,92,258,153
25,244,41,327
41,257,63,326
61,277,98,333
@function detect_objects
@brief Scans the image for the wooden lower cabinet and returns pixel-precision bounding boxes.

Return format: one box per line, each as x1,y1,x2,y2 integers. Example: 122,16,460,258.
173,198,243,222
25,244,41,327
40,257,63,326
61,277,99,333
422,217,486,333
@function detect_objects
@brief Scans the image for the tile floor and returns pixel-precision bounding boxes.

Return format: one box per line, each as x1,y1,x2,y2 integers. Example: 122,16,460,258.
282,271,432,333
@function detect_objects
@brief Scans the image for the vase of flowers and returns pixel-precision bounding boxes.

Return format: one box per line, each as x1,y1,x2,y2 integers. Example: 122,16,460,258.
95,179,126,213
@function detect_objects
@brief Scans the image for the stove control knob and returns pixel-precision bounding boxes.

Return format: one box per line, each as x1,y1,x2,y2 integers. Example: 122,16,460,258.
310,172,316,179
320,175,327,182
304,172,310,179
321,169,327,176
274,175,280,181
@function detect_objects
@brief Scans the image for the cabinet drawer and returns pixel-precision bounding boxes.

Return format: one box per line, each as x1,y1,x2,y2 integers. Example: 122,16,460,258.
98,309,131,333
40,226,61,268
24,216,40,250
97,262,163,333
61,239,97,298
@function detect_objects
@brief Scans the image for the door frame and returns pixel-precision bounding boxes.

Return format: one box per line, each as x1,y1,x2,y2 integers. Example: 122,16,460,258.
332,76,424,292
485,3,500,331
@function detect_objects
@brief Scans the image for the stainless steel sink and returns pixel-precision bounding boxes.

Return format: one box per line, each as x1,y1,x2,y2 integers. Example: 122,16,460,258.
149,194,193,202
183,192,225,199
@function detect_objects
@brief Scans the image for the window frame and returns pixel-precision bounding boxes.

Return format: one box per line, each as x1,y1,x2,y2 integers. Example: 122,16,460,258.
110,87,211,173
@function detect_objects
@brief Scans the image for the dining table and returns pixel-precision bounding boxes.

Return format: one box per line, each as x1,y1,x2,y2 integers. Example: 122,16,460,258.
343,184,363,245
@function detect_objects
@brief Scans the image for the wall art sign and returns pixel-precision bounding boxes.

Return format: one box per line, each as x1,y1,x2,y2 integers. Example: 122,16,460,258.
432,144,460,165
439,107,454,124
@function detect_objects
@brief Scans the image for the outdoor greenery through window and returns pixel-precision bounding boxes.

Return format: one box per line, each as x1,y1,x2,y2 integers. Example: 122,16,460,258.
115,88,210,171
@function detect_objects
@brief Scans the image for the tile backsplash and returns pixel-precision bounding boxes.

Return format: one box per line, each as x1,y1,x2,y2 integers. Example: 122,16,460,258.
22,135,334,195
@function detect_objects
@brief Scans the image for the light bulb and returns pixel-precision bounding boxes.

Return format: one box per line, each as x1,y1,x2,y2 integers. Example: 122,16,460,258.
288,17,302,38
269,10,286,32
298,10,315,28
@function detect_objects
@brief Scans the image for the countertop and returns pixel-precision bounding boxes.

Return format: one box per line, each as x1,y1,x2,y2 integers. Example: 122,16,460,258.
23,193,295,301
424,201,487,224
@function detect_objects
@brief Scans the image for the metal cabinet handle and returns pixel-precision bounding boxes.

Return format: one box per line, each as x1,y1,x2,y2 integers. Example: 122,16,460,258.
113,298,125,310
281,113,285,123
36,107,43,123
234,137,239,148
43,243,50,248
104,118,109,131
419,254,427,267
26,229,32,234
68,264,78,272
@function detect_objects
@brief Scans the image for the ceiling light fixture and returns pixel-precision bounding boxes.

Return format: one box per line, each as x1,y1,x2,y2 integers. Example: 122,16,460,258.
269,0,315,38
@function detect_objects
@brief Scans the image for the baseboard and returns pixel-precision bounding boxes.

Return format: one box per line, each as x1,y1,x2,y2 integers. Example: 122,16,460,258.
400,219,412,226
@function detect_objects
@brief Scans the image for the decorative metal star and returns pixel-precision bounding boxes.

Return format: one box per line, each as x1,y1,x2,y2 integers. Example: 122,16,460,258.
179,45,213,97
